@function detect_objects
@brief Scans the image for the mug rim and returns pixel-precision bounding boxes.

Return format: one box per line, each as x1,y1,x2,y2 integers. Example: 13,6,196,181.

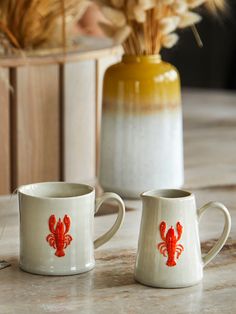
17,182,95,200
141,188,193,200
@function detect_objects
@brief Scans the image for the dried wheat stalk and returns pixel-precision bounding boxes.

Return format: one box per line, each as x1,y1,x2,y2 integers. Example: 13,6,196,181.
96,0,226,55
0,0,91,54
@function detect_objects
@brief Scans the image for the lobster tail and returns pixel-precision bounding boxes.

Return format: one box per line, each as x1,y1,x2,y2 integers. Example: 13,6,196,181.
55,249,65,257
166,259,176,267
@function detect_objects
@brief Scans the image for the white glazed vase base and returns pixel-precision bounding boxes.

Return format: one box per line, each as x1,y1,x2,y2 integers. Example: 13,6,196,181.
99,111,184,199
101,182,184,199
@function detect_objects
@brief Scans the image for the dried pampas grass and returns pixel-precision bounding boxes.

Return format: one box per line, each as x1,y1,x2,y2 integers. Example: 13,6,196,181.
0,0,91,54
205,0,226,14
96,0,226,55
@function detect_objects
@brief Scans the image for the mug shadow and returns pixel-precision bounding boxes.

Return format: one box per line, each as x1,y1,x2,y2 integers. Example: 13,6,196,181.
91,249,138,289
3,253,137,291
90,267,136,289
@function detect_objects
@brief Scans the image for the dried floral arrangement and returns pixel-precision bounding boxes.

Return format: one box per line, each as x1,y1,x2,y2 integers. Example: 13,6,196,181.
97,0,226,54
0,0,90,54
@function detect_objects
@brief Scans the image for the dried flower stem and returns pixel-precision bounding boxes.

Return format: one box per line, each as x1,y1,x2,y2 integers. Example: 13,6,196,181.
61,0,66,52
191,24,203,47
0,21,21,49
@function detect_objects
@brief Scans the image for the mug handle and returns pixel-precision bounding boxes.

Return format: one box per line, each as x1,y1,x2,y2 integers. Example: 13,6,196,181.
94,192,125,249
198,201,231,267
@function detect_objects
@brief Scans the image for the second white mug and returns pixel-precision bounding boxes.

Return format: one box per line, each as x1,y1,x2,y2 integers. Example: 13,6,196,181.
134,189,231,288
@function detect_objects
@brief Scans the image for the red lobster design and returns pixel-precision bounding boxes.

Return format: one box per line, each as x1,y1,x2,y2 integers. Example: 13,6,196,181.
157,221,184,267
46,215,73,257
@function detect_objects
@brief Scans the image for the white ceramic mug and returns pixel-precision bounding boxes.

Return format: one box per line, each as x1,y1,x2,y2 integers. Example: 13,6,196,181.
134,189,231,288
18,182,125,275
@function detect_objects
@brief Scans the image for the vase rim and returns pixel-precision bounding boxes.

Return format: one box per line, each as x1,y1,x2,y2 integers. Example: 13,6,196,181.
122,54,161,63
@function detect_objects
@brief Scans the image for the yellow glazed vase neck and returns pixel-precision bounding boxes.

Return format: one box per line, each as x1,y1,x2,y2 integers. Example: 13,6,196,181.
103,54,180,114
122,54,162,64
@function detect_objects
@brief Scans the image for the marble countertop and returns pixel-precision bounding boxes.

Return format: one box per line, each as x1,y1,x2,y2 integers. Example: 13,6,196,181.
0,89,236,313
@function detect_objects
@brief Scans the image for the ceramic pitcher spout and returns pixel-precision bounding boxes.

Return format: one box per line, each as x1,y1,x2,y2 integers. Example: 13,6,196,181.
141,189,192,201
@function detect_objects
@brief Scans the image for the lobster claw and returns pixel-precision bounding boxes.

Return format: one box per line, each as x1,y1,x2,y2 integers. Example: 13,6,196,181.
176,221,183,241
159,221,166,241
48,215,56,234
63,215,71,234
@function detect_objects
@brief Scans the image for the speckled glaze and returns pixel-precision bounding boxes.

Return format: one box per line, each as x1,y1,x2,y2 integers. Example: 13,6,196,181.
18,182,125,276
134,189,231,288
99,55,184,198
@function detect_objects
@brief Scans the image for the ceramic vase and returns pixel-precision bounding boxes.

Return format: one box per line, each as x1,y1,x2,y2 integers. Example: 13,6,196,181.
99,55,184,198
